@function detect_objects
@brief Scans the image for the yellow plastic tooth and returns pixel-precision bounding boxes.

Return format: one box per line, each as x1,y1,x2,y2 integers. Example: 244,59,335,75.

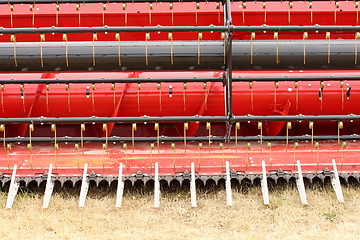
171,142,176,171
91,83,96,112
249,81,254,110
115,33,121,66
20,84,25,113
334,1,339,24
196,2,200,25
315,141,320,171
355,32,360,64
235,122,240,153
303,32,308,65
80,123,85,154
293,141,299,170
242,2,246,25
198,32,203,65
102,3,107,26
258,121,263,152
294,81,299,110
1,84,4,113
217,2,221,25
40,34,45,67
123,142,128,168
356,1,359,25
198,142,202,171
220,142,224,170
320,81,325,89
274,32,279,64
307,121,314,150
250,32,255,64
149,3,153,25
76,3,81,26
340,141,347,170
206,122,211,153
274,81,279,111
288,1,293,24
30,4,35,27
123,3,128,26
65,83,71,112
267,142,272,169
145,33,150,65
168,32,174,65
132,123,136,153
157,82,162,111
92,33,98,66
45,84,50,113
62,34,69,67
10,4,14,27
340,80,344,110
183,82,187,111
221,32,226,64
56,4,60,26
286,122,292,152
309,1,313,24
137,83,141,112
326,32,331,64
10,34,17,67
150,142,155,172
338,121,343,150
245,142,251,170
262,1,267,24
154,123,160,153
184,122,188,153
51,123,58,169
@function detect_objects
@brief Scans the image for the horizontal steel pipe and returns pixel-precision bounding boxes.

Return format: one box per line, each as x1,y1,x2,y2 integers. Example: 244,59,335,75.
0,0,223,3
0,115,359,124
1,75,360,84
0,0,332,4
1,135,359,143
0,77,223,84
1,25,360,35
0,40,360,71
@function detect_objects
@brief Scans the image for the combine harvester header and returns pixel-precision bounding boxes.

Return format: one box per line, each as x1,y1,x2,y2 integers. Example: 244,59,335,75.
0,0,358,208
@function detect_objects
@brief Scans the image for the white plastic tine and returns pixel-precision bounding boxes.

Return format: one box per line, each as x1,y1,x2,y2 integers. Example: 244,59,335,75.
261,160,270,205
6,164,19,209
78,163,89,207
42,164,55,208
115,162,124,207
190,162,197,207
331,159,345,203
154,162,160,208
225,161,233,206
116,162,124,207
296,160,308,205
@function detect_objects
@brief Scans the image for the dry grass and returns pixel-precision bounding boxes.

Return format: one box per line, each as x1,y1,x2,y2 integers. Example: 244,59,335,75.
0,186,360,240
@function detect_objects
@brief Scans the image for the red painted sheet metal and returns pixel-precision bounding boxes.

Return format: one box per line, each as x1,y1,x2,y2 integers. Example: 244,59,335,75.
0,141,358,177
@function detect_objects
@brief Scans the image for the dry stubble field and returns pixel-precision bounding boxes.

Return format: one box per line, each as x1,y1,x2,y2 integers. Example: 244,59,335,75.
0,185,359,240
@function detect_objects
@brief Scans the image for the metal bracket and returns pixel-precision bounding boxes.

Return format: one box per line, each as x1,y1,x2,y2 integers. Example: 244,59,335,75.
182,170,191,180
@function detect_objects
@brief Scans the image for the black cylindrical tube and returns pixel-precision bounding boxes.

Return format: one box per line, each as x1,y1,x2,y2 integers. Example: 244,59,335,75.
0,40,359,71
